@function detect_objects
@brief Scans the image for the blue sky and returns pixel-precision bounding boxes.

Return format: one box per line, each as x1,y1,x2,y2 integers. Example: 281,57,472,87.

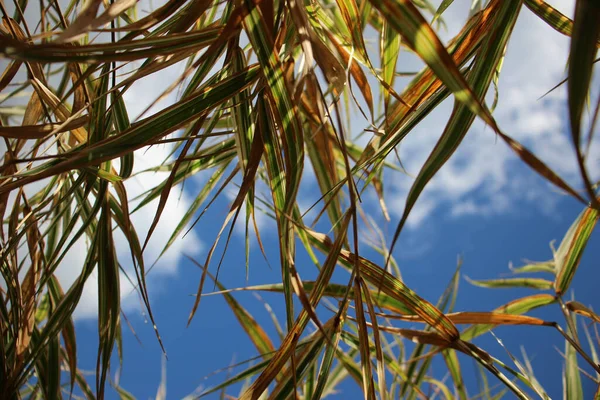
3,0,598,398
71,193,599,399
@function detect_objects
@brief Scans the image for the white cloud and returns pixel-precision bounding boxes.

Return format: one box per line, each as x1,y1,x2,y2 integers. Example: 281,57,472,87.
66,60,204,319
0,56,203,320
3,0,597,316
382,0,599,227
51,140,203,320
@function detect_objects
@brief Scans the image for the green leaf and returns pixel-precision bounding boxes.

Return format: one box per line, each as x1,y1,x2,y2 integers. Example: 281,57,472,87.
204,264,276,358
96,201,121,399
554,204,599,295
432,0,454,24
565,334,583,400
510,260,556,275
0,65,260,194
381,20,401,114
443,349,468,400
466,276,554,290
567,0,600,203
367,0,499,128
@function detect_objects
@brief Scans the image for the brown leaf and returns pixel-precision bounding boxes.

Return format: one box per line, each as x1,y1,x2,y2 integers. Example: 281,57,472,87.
0,116,89,139
56,0,137,43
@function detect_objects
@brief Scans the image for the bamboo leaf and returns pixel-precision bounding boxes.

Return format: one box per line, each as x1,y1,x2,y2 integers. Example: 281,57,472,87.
310,316,345,400
96,201,121,399
367,0,499,129
568,0,600,204
389,311,553,327
0,65,260,194
202,261,276,358
353,278,377,400
565,301,600,323
466,276,554,290
209,281,413,315
241,0,306,335
554,203,599,295
48,276,77,395
510,259,556,275
461,294,556,341
524,0,575,38
237,214,351,399
387,0,522,254
305,226,459,341
443,349,468,400
564,334,583,400
381,20,401,115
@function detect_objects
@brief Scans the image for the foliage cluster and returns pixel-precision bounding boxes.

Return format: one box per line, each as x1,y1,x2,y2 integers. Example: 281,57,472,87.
0,0,599,398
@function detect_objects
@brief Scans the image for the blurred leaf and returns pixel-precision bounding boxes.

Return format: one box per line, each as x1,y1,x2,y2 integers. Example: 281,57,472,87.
567,0,600,204
114,384,137,400
564,334,583,400
524,0,582,39
0,116,89,139
510,260,556,275
565,301,600,323
443,349,468,400
432,0,454,21
57,0,137,43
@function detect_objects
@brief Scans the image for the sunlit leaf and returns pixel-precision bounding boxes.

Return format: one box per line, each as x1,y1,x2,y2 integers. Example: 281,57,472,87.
466,276,554,290
461,294,556,340
554,203,599,295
